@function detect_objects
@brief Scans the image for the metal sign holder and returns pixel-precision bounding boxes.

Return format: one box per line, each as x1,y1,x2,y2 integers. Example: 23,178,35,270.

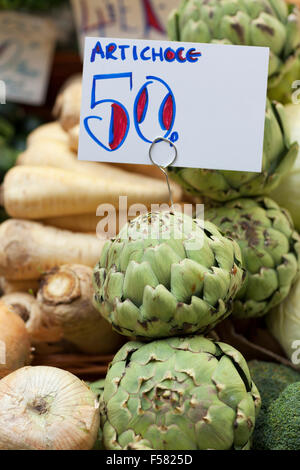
148,137,177,207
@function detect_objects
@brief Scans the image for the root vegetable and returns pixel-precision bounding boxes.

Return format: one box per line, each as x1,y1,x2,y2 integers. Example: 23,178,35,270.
36,265,124,354
0,301,31,379
41,213,103,233
53,77,82,131
68,123,79,152
41,210,140,234
1,293,62,344
27,122,69,147
3,166,182,219
0,219,105,280
0,278,39,295
0,366,100,450
17,138,182,189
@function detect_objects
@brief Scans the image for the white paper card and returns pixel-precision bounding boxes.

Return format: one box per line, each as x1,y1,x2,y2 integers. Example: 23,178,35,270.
0,12,56,105
78,37,269,172
71,0,178,57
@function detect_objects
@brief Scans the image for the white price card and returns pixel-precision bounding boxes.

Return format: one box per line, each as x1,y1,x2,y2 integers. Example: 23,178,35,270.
0,12,56,106
78,37,269,172
71,0,178,57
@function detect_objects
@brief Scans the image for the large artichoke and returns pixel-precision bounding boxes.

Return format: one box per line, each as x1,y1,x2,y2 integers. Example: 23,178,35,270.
206,197,300,317
168,0,300,104
93,210,245,339
100,335,261,450
168,100,298,202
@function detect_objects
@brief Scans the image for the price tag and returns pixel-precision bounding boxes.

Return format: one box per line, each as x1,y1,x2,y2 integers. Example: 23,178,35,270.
71,0,178,57
78,37,269,172
0,12,56,106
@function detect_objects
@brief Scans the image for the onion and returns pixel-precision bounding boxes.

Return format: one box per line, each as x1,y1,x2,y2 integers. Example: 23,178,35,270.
270,104,300,231
0,366,100,450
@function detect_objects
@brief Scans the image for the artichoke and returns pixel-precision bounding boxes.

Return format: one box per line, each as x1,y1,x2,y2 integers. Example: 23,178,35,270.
206,197,300,317
168,0,300,104
100,335,261,450
93,210,245,339
168,100,298,202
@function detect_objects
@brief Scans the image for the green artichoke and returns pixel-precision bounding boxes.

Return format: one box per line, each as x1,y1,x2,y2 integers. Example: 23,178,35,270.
168,100,298,202
93,210,245,339
206,197,300,317
100,335,261,450
168,0,300,104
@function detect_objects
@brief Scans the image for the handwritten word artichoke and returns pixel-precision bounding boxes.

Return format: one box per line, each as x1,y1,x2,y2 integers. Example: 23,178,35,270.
168,100,298,202
100,336,261,450
168,0,300,104
206,197,300,318
93,211,244,339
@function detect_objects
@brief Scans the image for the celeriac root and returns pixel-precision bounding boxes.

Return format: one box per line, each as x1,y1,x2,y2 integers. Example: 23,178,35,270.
0,219,105,280
4,165,181,219
0,301,32,379
36,265,124,354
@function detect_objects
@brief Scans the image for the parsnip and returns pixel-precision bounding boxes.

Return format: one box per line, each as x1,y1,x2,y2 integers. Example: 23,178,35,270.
36,265,124,354
0,278,39,295
4,166,182,219
0,301,32,379
27,122,69,147
0,219,105,280
1,293,62,344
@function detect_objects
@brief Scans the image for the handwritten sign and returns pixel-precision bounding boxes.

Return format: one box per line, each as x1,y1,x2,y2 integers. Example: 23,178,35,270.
71,0,178,57
0,12,56,105
78,37,269,171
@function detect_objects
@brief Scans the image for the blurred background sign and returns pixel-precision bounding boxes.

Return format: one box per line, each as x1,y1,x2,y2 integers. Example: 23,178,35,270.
71,0,179,57
0,11,56,105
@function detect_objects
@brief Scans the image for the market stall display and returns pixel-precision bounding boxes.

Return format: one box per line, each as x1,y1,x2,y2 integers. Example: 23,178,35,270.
0,0,300,452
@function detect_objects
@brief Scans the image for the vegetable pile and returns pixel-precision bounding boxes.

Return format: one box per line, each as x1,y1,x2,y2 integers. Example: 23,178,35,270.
0,0,300,451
